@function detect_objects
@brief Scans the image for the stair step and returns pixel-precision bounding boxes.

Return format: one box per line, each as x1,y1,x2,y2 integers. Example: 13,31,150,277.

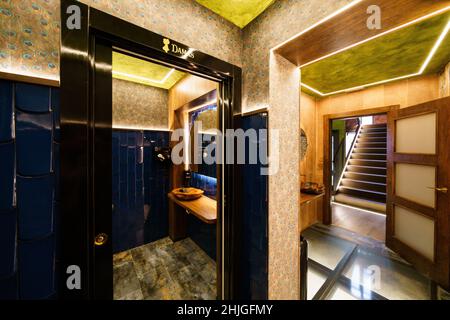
361,127,387,133
344,172,386,183
360,129,387,137
356,142,386,148
338,186,386,202
349,159,387,168
361,128,386,132
363,123,387,128
347,165,387,175
357,136,386,142
341,178,386,193
351,153,386,160
354,147,387,154
334,194,386,214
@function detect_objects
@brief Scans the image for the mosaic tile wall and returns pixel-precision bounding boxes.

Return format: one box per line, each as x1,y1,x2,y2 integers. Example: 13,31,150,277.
112,79,169,130
0,0,242,80
0,80,60,299
242,0,353,111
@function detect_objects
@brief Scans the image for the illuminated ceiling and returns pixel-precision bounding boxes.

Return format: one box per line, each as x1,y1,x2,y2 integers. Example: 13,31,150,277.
112,52,186,90
301,11,450,97
195,0,275,28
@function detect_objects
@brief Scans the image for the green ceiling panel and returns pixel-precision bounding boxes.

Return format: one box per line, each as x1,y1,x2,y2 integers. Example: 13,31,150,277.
196,0,275,28
112,52,186,90
301,12,450,97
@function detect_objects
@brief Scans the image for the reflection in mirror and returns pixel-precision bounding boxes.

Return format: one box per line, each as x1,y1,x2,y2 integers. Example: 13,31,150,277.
190,104,218,179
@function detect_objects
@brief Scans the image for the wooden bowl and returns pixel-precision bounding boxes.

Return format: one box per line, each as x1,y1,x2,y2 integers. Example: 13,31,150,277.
172,188,204,201
301,182,324,195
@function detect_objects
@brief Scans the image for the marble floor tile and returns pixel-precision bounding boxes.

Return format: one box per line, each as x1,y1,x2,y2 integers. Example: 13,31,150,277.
113,251,133,267
113,237,217,300
113,261,141,300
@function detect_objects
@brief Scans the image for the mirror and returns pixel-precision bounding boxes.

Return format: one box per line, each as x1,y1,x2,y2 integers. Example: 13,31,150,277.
189,104,218,179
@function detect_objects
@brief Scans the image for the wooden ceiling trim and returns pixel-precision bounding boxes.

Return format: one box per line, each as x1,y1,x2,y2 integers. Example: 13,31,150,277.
274,0,450,66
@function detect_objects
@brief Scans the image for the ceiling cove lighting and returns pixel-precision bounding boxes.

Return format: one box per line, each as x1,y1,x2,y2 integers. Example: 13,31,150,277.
302,19,450,97
112,68,175,84
299,6,450,68
271,0,363,52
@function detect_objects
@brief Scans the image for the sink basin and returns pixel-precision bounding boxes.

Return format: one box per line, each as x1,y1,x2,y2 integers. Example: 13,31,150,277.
172,187,204,201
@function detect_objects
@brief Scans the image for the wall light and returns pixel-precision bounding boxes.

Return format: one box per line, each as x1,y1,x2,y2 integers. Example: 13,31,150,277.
301,19,450,97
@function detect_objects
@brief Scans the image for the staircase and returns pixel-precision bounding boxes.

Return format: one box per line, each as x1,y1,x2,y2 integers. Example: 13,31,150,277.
334,123,387,214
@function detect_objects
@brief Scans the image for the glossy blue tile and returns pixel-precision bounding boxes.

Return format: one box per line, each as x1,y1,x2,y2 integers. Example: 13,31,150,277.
17,175,54,240
51,88,60,142
16,110,53,176
0,273,18,300
127,131,137,146
239,113,268,300
18,236,55,299
0,142,15,211
0,80,14,142
53,202,61,261
15,83,50,113
53,142,60,201
136,131,144,147
0,209,17,278
119,148,128,185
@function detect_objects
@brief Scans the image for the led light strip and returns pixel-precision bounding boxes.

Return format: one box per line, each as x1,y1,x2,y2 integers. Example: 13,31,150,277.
302,19,450,97
271,0,364,52
299,6,450,68
112,68,175,84
331,201,387,217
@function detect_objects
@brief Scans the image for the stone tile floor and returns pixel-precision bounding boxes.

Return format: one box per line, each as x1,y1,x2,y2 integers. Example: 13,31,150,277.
113,237,216,300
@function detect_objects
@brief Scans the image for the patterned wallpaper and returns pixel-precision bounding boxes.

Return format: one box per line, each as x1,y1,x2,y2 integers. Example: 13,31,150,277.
242,0,353,112
0,0,242,80
112,79,168,130
0,0,60,80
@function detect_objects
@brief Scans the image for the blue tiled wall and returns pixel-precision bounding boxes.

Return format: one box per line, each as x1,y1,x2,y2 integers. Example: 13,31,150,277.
196,133,217,179
112,130,170,253
0,80,59,300
190,172,217,199
239,113,268,300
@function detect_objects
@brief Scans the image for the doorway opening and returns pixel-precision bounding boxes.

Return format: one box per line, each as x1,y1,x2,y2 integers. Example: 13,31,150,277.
60,2,242,299
330,113,387,243
111,50,220,300
290,3,450,300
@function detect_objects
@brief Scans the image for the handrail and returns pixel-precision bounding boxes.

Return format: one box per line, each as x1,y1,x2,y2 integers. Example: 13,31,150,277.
333,118,363,193
332,118,362,193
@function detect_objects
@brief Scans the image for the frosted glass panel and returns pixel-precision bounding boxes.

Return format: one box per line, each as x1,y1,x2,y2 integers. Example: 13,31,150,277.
395,163,436,208
396,113,436,154
395,206,434,261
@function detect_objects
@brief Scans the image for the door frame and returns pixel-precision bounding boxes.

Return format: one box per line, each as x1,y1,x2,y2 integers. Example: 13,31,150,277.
323,105,399,225
60,0,242,299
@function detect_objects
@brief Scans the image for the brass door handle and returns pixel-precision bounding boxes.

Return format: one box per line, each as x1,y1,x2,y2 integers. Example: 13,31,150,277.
427,187,448,194
95,233,108,246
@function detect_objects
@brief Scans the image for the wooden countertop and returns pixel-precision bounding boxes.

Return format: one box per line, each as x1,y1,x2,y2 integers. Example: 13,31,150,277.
168,192,217,224
300,192,324,205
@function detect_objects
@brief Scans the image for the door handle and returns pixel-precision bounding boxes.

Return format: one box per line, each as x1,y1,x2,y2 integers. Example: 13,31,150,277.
94,233,108,246
427,187,448,194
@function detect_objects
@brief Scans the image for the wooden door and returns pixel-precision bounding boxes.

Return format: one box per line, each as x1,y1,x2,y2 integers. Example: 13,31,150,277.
386,97,450,289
